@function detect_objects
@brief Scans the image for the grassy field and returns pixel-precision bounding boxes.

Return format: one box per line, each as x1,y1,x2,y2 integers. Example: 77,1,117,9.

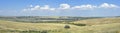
70,17,120,26
0,17,120,33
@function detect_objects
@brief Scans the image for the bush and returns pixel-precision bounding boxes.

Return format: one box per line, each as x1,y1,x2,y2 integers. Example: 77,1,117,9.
73,24,86,26
69,23,86,26
64,25,70,29
41,30,47,33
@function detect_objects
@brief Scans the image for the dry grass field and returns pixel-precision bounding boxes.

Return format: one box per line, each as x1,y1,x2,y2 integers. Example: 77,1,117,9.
0,17,120,33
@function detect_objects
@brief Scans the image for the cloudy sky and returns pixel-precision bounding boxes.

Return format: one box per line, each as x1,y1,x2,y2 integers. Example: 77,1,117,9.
0,0,120,17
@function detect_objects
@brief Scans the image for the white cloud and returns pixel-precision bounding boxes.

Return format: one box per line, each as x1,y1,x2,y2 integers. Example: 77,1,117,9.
23,3,119,11
72,6,81,9
31,5,40,10
30,5,33,7
40,5,56,11
99,3,119,8
23,5,56,11
59,4,70,9
71,3,119,10
40,5,50,10
80,5,97,9
49,8,55,11
72,4,97,10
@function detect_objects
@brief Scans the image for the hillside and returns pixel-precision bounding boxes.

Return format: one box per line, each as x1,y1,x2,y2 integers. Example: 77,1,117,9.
0,17,120,33
0,20,81,33
70,17,120,26
0,20,80,31
0,16,102,23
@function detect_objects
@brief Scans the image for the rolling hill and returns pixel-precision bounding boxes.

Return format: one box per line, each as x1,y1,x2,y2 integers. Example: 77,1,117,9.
70,17,120,26
0,17,120,33
0,16,102,23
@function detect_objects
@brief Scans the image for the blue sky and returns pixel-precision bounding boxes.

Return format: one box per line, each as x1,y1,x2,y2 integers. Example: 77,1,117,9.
0,0,120,17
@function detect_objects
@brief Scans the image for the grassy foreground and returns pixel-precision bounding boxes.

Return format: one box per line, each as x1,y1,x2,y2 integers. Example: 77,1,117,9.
0,18,120,33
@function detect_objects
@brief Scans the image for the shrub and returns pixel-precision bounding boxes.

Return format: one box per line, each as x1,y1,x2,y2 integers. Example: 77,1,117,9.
68,23,86,26
64,25,70,29
41,30,47,33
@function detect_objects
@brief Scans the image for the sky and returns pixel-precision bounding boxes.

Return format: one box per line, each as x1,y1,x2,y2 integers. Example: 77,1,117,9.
0,0,120,17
